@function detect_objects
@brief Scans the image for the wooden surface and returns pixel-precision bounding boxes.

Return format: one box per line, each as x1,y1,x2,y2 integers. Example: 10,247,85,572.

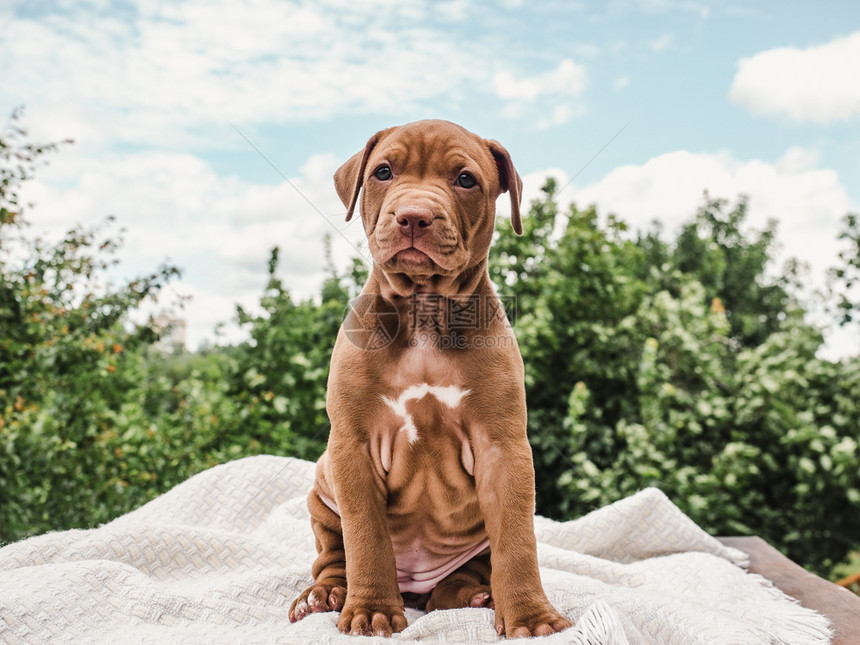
719,536,860,645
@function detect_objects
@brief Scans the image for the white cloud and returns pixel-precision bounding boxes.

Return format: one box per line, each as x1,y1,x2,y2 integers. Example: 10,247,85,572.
0,0,504,146
775,146,820,173
493,60,587,102
819,324,860,362
569,149,855,277
729,31,860,123
493,59,588,127
650,33,673,52
536,105,584,131
495,166,570,225
20,145,366,349
613,75,631,91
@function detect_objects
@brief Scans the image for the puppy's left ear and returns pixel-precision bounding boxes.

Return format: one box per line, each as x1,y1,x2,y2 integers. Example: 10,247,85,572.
334,130,385,222
487,140,523,235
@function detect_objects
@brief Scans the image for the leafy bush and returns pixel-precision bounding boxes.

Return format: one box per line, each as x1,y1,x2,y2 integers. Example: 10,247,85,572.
829,212,860,326
226,244,357,461
0,112,180,536
0,115,363,539
490,181,860,574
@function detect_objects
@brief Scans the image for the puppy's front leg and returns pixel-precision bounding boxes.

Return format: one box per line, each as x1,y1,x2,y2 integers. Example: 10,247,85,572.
328,434,407,636
473,429,572,638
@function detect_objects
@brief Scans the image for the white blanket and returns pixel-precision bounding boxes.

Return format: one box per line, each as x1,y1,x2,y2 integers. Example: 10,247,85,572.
0,455,832,644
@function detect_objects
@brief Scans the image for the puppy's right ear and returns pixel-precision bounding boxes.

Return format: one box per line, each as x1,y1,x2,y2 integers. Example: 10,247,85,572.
334,132,383,222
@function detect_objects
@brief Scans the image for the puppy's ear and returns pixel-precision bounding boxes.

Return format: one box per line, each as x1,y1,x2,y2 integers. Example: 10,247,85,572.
334,131,383,222
487,140,523,235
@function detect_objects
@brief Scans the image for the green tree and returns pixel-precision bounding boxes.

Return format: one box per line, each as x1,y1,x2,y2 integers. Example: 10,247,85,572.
490,180,649,510
491,181,860,573
0,110,362,539
829,212,860,326
225,241,358,461
0,112,180,539
658,196,800,347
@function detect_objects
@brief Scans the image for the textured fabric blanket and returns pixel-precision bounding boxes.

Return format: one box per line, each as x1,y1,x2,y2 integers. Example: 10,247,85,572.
0,455,832,644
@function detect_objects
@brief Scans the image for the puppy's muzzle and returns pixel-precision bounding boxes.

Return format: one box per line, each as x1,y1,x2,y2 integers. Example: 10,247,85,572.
396,206,436,240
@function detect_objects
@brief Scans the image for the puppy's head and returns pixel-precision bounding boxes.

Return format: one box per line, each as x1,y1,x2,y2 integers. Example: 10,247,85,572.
334,120,522,287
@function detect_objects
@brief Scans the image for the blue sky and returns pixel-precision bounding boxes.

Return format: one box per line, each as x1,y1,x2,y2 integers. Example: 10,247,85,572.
2,0,859,354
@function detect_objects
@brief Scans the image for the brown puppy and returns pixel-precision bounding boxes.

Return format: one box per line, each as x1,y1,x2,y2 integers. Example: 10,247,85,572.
289,120,572,638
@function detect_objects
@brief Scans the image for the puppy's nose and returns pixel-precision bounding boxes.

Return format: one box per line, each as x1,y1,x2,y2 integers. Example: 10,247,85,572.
396,207,434,238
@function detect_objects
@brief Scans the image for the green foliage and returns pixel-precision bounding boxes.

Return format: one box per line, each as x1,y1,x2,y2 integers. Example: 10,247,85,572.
2,120,859,579
833,549,860,589
228,242,352,461
829,212,860,326
491,181,860,574
669,197,798,346
0,115,349,541
0,113,181,537
490,181,649,510
562,287,860,572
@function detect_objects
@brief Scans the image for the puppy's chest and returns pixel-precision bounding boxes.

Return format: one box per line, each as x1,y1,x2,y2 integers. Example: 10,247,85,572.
372,381,475,484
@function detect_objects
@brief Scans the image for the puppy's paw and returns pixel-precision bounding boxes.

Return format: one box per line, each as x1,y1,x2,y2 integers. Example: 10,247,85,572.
495,603,572,638
426,583,494,612
289,583,347,622
337,599,408,636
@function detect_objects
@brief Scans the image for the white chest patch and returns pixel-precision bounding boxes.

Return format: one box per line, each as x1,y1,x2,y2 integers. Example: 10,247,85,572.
382,384,470,443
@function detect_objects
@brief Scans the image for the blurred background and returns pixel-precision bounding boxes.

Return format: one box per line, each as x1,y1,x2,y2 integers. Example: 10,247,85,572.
1,0,859,589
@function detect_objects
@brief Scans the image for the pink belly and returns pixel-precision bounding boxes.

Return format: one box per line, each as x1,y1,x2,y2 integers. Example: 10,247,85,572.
319,493,488,594
394,537,490,594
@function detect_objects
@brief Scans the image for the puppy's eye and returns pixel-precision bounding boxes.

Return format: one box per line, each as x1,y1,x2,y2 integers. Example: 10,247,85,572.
456,172,477,189
374,165,392,181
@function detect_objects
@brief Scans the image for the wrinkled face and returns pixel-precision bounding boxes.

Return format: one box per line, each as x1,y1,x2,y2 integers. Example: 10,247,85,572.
335,120,521,285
